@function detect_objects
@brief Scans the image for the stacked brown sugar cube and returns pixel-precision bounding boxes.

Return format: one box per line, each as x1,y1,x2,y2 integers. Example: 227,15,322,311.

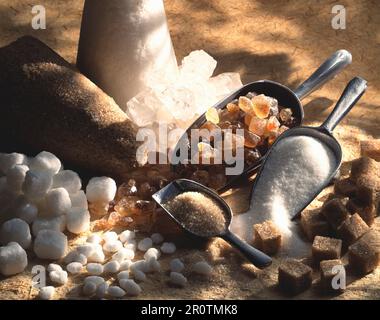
277,140,380,295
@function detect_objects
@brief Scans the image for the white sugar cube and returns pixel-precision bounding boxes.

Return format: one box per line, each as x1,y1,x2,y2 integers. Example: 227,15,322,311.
33,230,68,260
22,170,53,200
87,263,104,275
49,270,68,285
169,272,187,287
0,153,28,175
104,260,120,274
45,188,71,216
6,164,29,193
69,190,88,210
66,262,83,274
160,242,176,254
66,208,90,234
86,177,116,204
32,216,66,236
0,218,32,249
119,279,141,296
47,263,62,273
38,286,55,300
192,261,212,275
137,237,153,252
119,230,135,243
107,286,125,298
30,151,61,175
170,258,184,273
52,170,82,194
0,242,28,276
151,233,164,244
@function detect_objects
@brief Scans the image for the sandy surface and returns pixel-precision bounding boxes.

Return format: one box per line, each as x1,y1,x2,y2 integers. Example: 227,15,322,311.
0,0,379,300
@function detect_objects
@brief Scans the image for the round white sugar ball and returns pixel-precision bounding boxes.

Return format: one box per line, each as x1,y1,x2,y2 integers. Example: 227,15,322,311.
86,234,102,244
103,231,118,242
124,241,136,251
160,242,176,254
67,262,83,274
104,260,120,274
119,230,135,243
52,170,82,194
30,151,61,175
47,263,62,273
13,197,38,224
151,233,164,244
95,282,109,299
82,281,97,297
87,263,104,275
45,188,71,216
0,242,28,276
119,260,133,272
144,248,160,261
107,286,125,298
112,248,134,263
69,190,88,210
22,170,53,200
76,244,96,257
137,238,153,252
119,279,141,296
170,259,185,273
0,218,32,249
132,269,146,282
34,230,68,260
66,208,90,234
49,270,68,285
0,153,28,175
103,240,123,253
84,276,104,287
145,258,161,273
117,271,130,281
32,216,66,236
87,248,105,264
192,261,212,275
86,177,116,204
170,272,187,287
130,260,149,273
6,164,29,193
38,286,55,300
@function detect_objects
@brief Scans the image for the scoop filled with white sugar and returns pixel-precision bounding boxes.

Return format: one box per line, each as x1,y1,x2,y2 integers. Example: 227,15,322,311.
153,179,272,268
231,77,367,257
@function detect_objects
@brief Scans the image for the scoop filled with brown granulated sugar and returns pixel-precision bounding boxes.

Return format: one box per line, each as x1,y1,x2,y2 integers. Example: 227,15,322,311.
165,191,227,237
152,179,272,268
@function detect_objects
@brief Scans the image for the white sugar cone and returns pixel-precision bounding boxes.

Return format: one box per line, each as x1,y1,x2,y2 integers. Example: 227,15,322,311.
77,0,178,109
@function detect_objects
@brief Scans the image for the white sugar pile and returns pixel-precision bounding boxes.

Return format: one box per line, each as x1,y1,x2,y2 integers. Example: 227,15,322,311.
231,135,336,257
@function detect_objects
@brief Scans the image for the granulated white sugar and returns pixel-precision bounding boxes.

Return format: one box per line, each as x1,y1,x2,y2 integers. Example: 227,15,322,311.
231,135,336,257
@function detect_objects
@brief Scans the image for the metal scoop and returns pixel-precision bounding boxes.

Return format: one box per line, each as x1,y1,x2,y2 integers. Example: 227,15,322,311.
251,77,367,219
152,178,273,268
172,50,352,192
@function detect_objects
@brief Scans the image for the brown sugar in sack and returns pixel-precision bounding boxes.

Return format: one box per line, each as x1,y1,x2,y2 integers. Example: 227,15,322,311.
0,36,141,178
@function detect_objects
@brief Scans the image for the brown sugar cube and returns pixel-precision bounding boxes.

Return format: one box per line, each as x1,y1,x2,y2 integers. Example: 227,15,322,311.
300,210,330,241
278,259,312,295
320,198,349,230
348,230,380,275
312,236,342,264
350,157,380,182
360,139,380,161
337,213,369,246
253,221,282,255
320,259,345,293
334,178,357,198
356,180,380,213
346,198,376,226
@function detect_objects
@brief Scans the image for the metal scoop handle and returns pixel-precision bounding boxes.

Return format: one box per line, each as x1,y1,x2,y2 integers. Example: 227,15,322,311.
321,77,367,133
222,230,272,268
294,50,352,100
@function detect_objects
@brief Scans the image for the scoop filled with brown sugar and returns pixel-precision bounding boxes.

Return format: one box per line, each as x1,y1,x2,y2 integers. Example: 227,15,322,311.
165,191,227,237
